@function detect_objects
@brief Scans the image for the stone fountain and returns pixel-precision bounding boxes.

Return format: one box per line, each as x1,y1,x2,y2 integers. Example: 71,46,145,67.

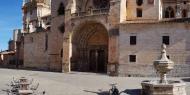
141,44,186,95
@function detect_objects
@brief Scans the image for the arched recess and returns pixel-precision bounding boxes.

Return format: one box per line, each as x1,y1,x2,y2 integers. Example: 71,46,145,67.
182,9,188,18
93,0,110,9
164,6,175,18
136,0,143,6
71,22,109,73
57,2,65,15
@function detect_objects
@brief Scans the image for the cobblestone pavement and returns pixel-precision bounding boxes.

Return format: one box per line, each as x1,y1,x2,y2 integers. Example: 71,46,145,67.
0,68,189,95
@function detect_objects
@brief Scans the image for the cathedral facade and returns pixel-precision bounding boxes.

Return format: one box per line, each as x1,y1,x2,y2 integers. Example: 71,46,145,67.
21,0,190,77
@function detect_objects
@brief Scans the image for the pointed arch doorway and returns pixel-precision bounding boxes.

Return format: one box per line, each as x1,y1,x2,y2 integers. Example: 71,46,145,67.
71,22,108,73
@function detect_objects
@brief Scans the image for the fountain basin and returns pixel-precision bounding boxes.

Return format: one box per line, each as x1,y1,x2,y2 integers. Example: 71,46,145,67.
141,80,186,95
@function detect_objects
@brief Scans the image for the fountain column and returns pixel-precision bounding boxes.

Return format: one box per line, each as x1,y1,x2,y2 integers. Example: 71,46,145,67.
154,44,174,84
141,44,186,95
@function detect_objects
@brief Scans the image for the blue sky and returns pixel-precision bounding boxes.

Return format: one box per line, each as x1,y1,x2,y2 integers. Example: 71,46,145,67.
0,0,22,51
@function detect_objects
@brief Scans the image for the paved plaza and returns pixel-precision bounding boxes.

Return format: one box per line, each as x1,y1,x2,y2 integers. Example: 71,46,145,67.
0,68,189,95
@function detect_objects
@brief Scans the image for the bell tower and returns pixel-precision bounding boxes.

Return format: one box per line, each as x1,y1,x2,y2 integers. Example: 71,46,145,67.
22,0,51,33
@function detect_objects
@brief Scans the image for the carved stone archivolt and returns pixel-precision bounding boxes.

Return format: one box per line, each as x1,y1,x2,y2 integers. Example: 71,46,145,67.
72,22,108,49
71,22,109,72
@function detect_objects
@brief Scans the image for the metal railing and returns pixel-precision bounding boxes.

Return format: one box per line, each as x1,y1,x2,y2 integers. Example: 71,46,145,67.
71,8,109,18
92,8,109,15
71,12,88,17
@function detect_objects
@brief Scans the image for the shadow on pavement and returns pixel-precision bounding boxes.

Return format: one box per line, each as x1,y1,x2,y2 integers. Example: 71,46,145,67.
182,78,190,82
121,89,141,95
83,90,109,95
69,72,107,76
84,89,142,95
0,67,62,73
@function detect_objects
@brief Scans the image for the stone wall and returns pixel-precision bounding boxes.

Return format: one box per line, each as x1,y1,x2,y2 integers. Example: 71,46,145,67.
24,31,49,70
48,0,65,71
118,23,190,77
125,0,160,20
118,64,190,77
0,53,15,66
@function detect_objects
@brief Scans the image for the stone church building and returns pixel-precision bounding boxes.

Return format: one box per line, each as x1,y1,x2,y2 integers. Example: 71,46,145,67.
18,0,190,77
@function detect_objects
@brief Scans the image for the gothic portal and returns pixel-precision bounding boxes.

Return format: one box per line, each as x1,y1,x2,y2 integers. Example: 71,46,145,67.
71,22,108,73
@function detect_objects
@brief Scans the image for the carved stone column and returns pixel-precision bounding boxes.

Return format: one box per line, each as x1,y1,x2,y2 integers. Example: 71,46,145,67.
62,36,71,73
176,4,182,18
62,9,72,73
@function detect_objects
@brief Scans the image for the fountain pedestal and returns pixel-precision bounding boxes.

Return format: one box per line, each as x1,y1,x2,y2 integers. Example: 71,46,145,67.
141,44,186,95
142,80,186,95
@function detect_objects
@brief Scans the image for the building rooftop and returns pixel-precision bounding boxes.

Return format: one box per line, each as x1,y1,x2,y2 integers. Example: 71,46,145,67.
0,50,15,55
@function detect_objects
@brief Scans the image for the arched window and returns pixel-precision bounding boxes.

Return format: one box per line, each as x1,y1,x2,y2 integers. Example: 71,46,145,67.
60,49,63,58
45,34,48,51
136,0,143,6
137,8,142,17
93,0,110,9
171,10,175,18
57,2,65,15
182,9,188,18
165,7,175,18
165,10,169,18
101,0,110,8
59,23,65,33
184,1,187,4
